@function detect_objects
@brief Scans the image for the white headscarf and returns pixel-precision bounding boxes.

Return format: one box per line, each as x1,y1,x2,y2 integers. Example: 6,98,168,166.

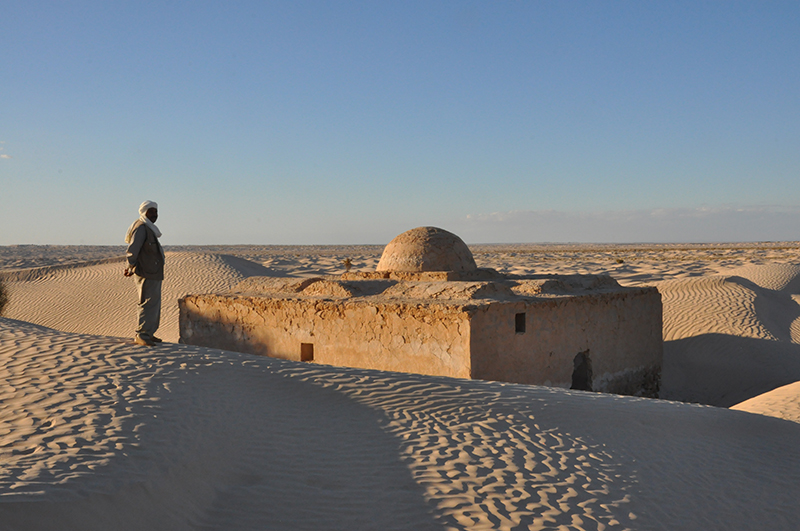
124,200,163,243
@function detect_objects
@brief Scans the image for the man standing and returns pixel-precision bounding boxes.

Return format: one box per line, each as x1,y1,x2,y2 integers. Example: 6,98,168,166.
124,200,165,346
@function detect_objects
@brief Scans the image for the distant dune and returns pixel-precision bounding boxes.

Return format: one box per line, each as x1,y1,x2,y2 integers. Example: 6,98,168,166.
2,252,273,342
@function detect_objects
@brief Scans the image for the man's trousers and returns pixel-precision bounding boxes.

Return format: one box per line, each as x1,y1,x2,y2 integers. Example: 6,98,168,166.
135,275,162,340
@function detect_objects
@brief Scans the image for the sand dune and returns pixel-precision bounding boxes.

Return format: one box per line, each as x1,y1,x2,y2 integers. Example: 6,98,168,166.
731,380,800,424
4,248,800,412
2,244,800,529
2,317,799,530
657,264,800,408
3,252,272,343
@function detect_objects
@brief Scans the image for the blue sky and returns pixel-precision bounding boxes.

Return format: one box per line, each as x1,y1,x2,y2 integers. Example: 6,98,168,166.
2,1,799,245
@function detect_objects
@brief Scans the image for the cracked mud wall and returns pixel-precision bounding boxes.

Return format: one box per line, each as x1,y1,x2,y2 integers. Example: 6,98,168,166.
469,288,662,394
179,295,473,378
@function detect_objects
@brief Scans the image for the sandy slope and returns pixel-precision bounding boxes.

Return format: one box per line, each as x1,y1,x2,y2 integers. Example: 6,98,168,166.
3,245,800,529
731,380,800,423
3,247,800,414
658,264,800,409
3,252,271,343
2,317,799,531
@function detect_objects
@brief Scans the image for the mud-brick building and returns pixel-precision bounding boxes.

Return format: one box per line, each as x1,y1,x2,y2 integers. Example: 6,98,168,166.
179,227,662,395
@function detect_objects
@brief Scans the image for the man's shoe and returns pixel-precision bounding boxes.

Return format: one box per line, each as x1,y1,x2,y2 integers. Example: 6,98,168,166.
134,336,155,347
151,336,163,343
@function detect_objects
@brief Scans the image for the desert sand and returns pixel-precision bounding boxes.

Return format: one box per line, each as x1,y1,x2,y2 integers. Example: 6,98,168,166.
2,242,800,530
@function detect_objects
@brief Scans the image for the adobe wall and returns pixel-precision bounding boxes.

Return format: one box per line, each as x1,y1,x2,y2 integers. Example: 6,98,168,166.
179,294,473,379
179,274,662,396
469,287,662,395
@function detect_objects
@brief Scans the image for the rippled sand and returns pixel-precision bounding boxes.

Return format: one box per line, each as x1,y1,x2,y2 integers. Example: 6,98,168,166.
2,243,800,529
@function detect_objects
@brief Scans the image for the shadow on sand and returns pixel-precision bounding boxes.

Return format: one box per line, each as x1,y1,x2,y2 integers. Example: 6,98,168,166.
662,333,800,407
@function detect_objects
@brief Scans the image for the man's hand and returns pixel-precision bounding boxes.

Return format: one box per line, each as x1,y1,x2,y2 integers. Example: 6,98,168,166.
123,267,133,277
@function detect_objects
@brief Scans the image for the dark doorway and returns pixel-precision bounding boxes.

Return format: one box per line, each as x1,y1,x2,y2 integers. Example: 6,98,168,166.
571,350,593,391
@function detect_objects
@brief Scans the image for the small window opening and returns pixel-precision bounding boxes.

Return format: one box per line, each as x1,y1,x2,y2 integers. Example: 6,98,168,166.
570,350,593,391
301,343,314,362
515,312,526,334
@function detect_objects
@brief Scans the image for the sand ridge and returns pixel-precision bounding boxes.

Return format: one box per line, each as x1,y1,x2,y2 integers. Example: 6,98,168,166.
280,367,636,530
2,317,800,530
3,244,800,528
282,365,800,530
731,380,800,423
657,263,800,407
0,318,441,530
3,252,273,343
4,245,800,413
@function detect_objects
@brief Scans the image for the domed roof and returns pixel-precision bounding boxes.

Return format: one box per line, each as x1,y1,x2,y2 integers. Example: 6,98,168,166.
376,227,477,272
